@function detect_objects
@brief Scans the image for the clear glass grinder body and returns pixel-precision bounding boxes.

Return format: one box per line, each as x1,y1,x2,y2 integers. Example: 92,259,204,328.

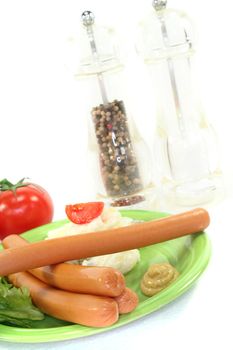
76,11,153,207
136,0,222,206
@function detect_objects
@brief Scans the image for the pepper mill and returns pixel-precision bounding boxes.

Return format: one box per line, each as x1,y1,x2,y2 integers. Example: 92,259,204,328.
136,0,222,206
76,11,154,207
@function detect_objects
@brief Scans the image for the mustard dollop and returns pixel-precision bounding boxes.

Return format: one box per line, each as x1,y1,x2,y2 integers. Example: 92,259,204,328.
140,262,179,296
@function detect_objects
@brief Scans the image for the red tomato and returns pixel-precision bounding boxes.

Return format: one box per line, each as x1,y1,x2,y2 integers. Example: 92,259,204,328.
65,202,104,224
0,178,54,239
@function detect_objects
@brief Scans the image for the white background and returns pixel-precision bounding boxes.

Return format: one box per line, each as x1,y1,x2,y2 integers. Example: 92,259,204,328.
0,0,233,349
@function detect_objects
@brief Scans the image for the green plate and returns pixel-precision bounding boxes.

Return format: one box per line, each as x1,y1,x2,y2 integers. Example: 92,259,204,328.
0,210,211,343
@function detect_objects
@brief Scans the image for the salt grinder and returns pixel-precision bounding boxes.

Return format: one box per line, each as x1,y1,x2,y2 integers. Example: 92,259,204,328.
136,0,221,205
79,11,153,207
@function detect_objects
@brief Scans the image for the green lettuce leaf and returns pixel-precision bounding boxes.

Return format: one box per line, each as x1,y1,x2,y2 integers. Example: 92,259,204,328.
0,277,44,328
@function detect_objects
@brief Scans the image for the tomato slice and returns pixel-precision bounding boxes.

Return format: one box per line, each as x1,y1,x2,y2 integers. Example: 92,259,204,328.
65,202,104,224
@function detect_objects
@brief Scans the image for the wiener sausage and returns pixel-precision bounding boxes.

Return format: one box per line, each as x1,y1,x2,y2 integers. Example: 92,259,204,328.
0,208,210,276
3,235,125,297
114,287,139,314
7,271,119,327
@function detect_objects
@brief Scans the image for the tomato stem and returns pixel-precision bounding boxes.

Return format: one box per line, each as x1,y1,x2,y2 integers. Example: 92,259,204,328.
0,178,29,193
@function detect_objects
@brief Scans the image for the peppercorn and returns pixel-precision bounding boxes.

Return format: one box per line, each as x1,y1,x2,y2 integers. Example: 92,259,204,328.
91,99,143,199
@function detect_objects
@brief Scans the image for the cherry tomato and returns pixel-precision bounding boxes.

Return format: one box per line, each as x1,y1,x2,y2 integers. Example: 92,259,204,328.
0,178,54,239
65,202,104,224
